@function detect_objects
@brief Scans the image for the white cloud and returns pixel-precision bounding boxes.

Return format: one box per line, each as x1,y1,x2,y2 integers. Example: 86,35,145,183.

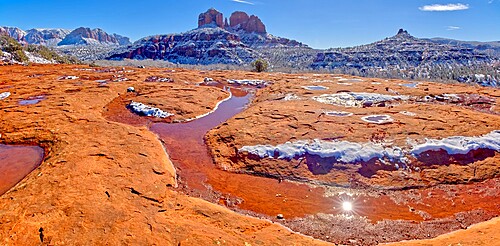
231,0,255,5
419,3,469,11
447,26,461,30
488,0,494,3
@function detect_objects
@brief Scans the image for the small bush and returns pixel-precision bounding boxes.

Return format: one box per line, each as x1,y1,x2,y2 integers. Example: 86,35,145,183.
13,49,28,63
251,58,268,72
89,62,100,67
55,55,80,64
0,35,23,53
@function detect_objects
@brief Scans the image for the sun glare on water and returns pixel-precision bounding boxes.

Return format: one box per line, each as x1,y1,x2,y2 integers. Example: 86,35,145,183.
342,201,353,212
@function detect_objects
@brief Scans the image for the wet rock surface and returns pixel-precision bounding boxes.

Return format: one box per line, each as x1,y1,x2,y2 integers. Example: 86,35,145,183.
1,64,499,245
0,64,326,245
0,144,44,195
205,74,500,244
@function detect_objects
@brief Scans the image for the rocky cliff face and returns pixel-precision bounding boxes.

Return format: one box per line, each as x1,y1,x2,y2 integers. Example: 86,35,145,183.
107,8,306,64
0,27,26,43
229,11,266,34
24,28,70,46
198,8,224,28
58,27,131,46
108,27,258,65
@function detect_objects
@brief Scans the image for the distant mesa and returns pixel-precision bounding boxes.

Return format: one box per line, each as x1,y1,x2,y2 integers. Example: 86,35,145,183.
312,28,491,71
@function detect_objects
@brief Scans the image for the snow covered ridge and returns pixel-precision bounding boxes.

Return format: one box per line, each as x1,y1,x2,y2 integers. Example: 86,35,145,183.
239,130,500,164
312,92,409,107
127,101,174,118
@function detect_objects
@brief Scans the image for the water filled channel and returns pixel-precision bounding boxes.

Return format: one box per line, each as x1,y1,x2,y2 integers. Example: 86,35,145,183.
104,87,500,226
150,90,337,218
0,144,44,195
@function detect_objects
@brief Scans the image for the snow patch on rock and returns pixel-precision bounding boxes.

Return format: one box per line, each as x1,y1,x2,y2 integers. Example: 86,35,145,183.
412,131,500,156
240,139,406,164
361,115,394,124
127,101,174,118
324,111,353,117
227,79,268,87
240,130,500,165
399,111,417,117
313,92,408,107
283,93,300,101
25,51,53,64
0,92,11,100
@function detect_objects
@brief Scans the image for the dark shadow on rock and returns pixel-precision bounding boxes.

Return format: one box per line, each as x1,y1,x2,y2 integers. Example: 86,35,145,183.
357,158,398,178
415,148,496,166
304,154,337,175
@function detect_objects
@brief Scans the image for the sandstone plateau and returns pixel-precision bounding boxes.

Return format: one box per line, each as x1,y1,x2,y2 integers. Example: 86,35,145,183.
0,64,499,245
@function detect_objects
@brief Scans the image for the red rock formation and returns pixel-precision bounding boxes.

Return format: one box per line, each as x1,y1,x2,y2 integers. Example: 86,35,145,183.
229,11,266,34
229,11,250,28
198,8,224,28
246,15,266,33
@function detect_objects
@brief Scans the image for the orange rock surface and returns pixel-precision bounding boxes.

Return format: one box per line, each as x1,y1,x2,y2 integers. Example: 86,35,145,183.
0,64,327,245
0,64,498,245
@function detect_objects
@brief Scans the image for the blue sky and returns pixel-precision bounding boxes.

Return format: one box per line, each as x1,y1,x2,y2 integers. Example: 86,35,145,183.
0,0,498,49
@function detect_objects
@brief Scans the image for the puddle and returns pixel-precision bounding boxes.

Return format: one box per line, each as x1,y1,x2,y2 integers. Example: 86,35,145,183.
400,82,419,88
103,85,500,244
150,91,337,218
302,85,328,91
337,82,353,86
0,144,44,195
19,95,46,105
361,115,394,124
338,78,363,83
324,111,353,117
